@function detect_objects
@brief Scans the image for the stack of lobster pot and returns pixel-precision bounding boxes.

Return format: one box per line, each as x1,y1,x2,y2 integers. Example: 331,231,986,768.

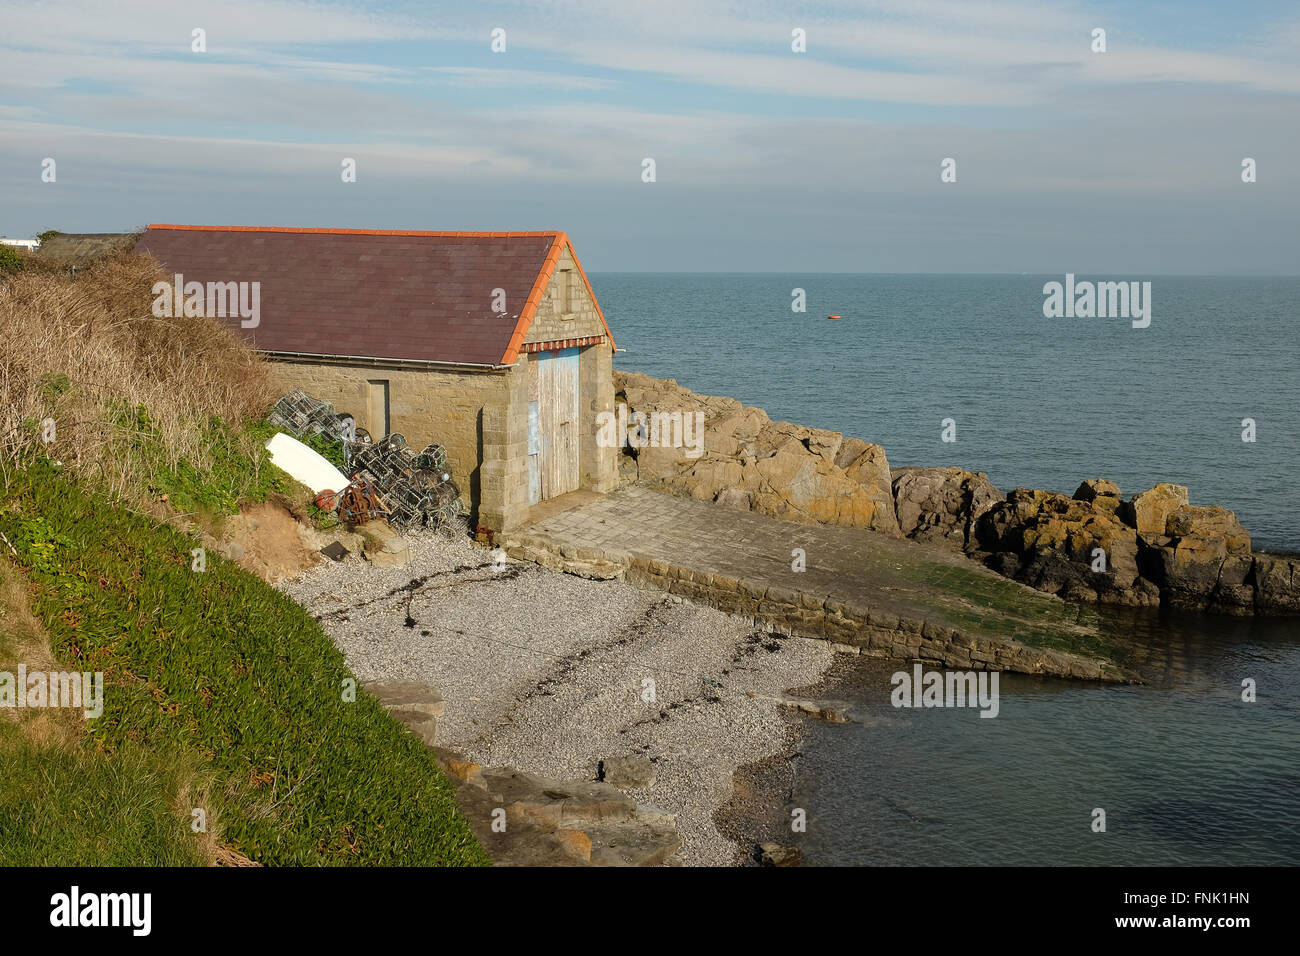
346,433,462,531
268,389,354,445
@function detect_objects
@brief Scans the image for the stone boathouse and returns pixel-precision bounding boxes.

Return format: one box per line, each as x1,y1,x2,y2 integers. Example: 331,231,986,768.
134,224,619,533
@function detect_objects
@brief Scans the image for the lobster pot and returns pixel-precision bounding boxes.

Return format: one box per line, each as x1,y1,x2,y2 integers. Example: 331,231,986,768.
378,434,406,455
415,444,448,473
270,388,342,439
386,483,432,530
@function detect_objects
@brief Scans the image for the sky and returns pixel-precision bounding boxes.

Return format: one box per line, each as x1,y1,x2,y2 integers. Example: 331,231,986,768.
1,0,1298,273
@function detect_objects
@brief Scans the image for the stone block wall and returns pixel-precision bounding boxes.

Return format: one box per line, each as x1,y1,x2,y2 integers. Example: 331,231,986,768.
619,558,1124,681
581,343,618,493
269,358,510,523
479,356,532,531
524,245,607,345
499,529,1133,683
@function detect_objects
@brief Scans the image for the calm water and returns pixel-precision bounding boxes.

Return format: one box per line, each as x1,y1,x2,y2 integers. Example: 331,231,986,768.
793,611,1300,866
597,273,1300,866
601,273,1300,551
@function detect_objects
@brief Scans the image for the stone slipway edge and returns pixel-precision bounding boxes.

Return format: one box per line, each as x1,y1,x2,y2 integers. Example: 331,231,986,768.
498,533,1138,684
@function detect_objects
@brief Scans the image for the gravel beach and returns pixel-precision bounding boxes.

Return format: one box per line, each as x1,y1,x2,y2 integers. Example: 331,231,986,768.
277,530,834,866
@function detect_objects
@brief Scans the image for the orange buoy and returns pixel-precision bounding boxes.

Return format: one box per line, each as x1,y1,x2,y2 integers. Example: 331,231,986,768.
828,314,842,320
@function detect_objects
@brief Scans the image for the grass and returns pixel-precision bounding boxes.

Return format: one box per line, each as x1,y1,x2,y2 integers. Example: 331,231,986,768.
0,249,489,865
138,414,298,518
0,250,278,502
0,553,215,865
0,459,490,866
0,737,216,866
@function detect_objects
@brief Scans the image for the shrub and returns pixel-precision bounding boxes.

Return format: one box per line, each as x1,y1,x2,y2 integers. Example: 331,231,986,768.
0,245,23,276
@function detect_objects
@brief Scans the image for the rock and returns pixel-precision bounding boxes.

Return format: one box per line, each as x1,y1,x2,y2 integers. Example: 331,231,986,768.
1139,538,1227,611
975,479,1294,614
1073,478,1121,502
714,487,752,511
975,488,1149,605
1212,555,1257,612
613,371,900,536
365,544,410,568
554,828,593,864
1253,554,1300,614
1165,505,1251,554
363,680,443,746
485,769,639,828
599,755,658,790
436,752,485,785
1134,503,1256,610
355,522,411,567
892,467,1002,551
456,766,681,867
757,843,800,867
776,695,850,722
1120,483,1189,534
1073,479,1122,515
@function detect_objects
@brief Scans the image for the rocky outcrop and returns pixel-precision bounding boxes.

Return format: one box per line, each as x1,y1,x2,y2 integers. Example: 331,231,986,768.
892,467,1001,551
615,372,900,536
961,479,1297,615
612,371,1299,617
433,750,681,866
884,467,1297,614
974,487,1159,606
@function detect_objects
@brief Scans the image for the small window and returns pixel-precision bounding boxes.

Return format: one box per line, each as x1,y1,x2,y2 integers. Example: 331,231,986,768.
367,379,390,438
559,268,576,319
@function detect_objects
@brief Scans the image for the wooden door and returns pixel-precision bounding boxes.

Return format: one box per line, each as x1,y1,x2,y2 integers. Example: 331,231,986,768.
537,347,580,499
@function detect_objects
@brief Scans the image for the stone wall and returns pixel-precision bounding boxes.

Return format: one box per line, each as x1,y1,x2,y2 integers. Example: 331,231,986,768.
500,530,1131,682
581,343,618,493
523,245,607,345
270,358,510,523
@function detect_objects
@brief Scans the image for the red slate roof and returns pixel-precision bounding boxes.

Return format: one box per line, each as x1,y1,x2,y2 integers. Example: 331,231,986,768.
133,225,614,367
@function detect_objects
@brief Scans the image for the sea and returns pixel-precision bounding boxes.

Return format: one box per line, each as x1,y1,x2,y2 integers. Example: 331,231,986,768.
599,273,1300,866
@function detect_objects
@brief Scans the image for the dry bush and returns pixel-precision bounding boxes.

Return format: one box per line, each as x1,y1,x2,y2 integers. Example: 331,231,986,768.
0,251,279,502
